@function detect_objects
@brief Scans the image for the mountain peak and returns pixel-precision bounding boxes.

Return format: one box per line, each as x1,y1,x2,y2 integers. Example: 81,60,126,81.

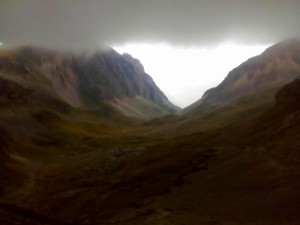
122,53,145,73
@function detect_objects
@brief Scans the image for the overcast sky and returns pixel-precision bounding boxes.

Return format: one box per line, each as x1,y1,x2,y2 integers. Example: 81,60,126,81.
1,0,300,48
1,0,300,106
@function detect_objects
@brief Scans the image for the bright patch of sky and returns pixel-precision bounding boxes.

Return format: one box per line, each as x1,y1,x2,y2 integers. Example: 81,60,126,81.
114,43,270,108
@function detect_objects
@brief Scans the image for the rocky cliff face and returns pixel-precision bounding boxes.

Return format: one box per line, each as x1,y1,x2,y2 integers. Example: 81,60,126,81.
181,39,300,114
73,49,179,113
0,46,178,118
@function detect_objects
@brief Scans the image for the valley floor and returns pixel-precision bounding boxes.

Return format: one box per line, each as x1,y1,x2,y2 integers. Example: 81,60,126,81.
1,120,300,225
1,87,300,225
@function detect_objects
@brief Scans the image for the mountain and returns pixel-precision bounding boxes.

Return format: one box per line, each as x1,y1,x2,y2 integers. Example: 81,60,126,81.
0,42,300,225
0,79,298,225
0,46,178,119
181,39,300,114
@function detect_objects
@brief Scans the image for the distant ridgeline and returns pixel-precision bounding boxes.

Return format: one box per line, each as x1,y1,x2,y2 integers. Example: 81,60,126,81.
181,39,300,114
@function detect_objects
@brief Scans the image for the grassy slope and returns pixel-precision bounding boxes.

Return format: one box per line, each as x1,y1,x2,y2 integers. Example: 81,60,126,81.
0,83,299,225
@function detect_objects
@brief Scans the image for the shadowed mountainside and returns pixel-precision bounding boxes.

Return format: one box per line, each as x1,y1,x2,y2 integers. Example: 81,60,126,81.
1,79,299,225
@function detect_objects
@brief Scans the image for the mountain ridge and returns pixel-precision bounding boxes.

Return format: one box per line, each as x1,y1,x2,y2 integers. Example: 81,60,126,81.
0,46,179,118
181,39,300,114
1,40,300,225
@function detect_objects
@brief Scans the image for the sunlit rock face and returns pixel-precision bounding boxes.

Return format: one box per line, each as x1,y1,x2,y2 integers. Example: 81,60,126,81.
182,39,300,114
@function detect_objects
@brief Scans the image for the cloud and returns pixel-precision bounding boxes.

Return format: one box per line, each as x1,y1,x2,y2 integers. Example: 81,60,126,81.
1,0,300,49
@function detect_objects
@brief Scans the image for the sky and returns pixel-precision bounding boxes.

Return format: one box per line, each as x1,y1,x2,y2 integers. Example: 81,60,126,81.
113,43,269,107
1,0,300,106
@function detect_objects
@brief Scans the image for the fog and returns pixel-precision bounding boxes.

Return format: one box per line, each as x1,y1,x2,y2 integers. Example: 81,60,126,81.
1,0,299,49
